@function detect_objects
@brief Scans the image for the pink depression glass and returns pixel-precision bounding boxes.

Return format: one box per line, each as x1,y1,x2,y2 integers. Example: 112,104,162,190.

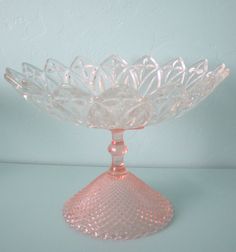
4,55,229,240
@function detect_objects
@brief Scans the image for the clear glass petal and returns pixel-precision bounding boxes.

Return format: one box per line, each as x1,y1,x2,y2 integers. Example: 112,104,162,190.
5,67,44,100
185,59,208,88
70,56,97,91
161,57,186,86
134,56,159,85
133,56,160,96
44,58,69,85
93,55,128,95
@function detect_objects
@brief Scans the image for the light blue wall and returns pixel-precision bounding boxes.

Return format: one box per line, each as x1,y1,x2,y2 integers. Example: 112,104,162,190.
0,0,235,168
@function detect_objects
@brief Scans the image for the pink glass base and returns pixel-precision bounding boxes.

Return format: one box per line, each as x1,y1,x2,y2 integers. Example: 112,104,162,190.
63,130,173,240
63,171,173,240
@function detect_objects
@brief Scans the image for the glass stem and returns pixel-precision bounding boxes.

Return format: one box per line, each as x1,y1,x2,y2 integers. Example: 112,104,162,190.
108,129,128,176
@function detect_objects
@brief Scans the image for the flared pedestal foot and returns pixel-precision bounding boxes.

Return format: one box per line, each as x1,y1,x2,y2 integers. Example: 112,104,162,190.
63,171,173,240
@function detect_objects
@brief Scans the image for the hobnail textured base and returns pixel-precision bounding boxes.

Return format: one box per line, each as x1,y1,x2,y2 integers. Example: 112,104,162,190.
63,171,173,240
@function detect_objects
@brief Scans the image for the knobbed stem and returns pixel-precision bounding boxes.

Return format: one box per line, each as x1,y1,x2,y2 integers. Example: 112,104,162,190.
108,129,128,176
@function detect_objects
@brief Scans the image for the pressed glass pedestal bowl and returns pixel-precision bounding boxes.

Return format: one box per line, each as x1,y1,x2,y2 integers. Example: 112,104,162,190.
4,55,229,240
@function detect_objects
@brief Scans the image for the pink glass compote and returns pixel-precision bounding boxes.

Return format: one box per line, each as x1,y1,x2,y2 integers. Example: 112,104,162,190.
4,55,229,240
